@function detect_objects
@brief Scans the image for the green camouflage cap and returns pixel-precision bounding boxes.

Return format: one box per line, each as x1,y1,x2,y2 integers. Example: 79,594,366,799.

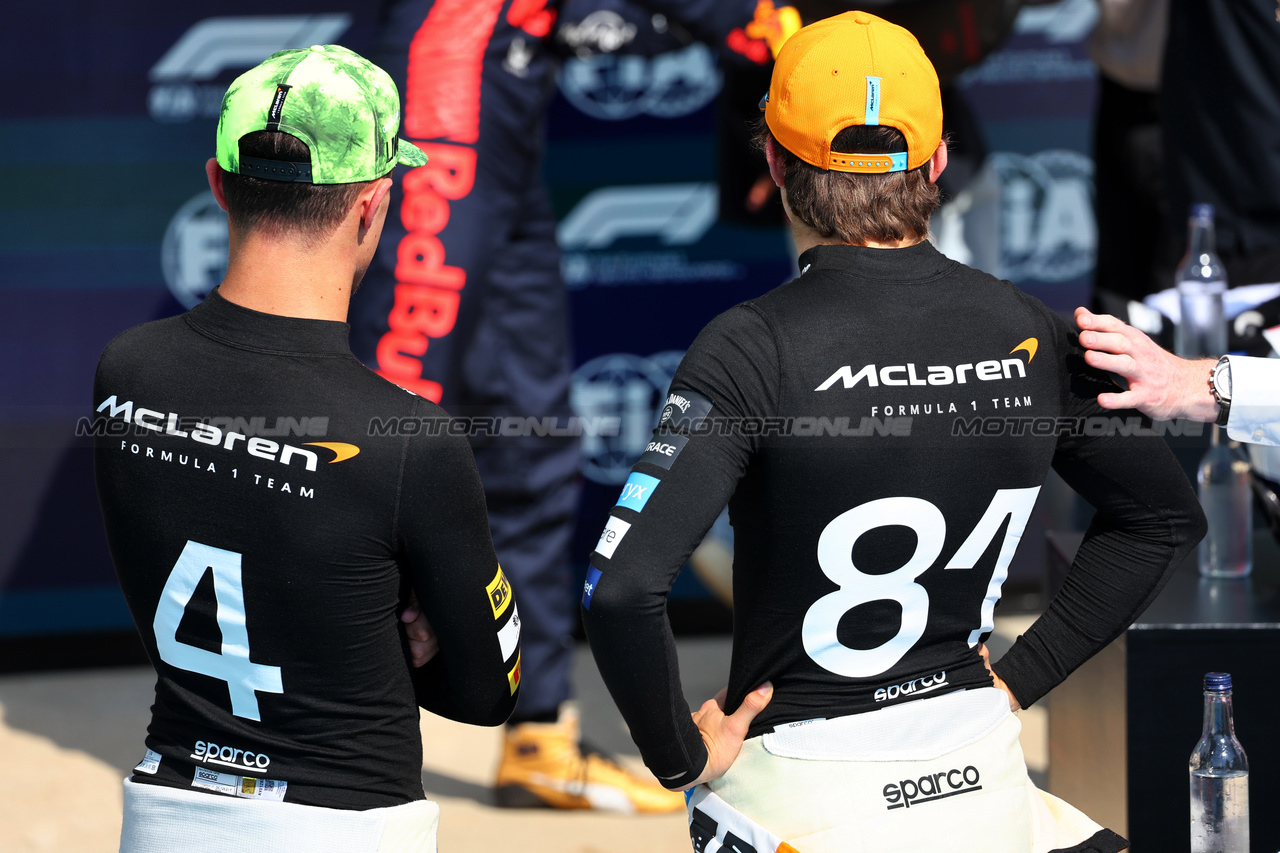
216,44,427,184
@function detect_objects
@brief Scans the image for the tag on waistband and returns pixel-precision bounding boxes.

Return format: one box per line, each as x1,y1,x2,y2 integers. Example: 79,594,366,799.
134,748,162,775
764,688,1009,763
192,766,288,802
774,718,826,732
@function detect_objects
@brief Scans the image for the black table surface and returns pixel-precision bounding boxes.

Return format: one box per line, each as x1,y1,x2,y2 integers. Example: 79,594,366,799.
1132,530,1280,629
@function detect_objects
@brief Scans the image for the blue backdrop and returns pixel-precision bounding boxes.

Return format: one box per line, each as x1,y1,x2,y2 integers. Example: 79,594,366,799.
0,0,1100,644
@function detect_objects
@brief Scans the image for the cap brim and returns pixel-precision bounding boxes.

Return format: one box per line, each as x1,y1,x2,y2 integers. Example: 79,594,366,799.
397,140,428,167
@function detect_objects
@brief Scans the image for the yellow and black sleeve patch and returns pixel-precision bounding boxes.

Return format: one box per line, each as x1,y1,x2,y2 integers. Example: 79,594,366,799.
506,651,522,695
486,566,512,620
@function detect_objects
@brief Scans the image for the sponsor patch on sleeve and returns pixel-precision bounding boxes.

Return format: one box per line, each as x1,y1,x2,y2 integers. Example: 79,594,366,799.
134,748,162,776
594,516,632,559
582,566,603,610
658,390,714,429
486,566,512,620
507,651,522,695
497,603,520,661
615,471,660,513
638,433,689,470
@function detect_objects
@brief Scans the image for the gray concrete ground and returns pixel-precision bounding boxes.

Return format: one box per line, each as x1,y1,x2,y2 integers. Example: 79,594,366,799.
0,619,1044,852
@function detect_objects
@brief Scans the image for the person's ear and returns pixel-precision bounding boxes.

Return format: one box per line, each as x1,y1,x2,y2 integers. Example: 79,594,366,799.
765,135,786,188
206,159,229,212
927,139,948,184
359,177,394,231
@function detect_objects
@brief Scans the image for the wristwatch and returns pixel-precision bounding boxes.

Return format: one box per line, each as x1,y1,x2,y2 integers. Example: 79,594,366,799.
1209,356,1232,426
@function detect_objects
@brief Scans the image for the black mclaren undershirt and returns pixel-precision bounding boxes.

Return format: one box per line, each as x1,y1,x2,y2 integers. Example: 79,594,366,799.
94,290,520,810
582,242,1205,789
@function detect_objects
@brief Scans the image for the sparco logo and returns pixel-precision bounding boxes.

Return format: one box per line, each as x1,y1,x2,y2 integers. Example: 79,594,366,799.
815,338,1038,391
874,671,948,703
193,739,271,770
883,765,981,810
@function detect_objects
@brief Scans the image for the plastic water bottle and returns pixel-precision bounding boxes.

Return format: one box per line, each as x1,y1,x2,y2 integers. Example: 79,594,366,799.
1175,204,1228,358
1198,425,1253,578
1190,672,1249,853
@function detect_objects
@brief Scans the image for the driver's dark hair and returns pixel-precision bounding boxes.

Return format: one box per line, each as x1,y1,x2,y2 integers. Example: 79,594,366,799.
755,120,942,244
220,131,387,236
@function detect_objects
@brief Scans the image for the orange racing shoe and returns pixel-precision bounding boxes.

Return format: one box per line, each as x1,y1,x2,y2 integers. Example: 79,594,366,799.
494,708,685,813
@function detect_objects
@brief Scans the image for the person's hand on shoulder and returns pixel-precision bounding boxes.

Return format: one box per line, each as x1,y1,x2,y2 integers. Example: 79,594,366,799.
683,682,773,790
1074,307,1219,423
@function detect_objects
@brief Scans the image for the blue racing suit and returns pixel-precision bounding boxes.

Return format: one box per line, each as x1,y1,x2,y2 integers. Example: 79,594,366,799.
349,0,788,719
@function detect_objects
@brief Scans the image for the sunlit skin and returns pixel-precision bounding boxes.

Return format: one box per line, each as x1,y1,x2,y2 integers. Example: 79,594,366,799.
1074,307,1219,422
204,158,393,323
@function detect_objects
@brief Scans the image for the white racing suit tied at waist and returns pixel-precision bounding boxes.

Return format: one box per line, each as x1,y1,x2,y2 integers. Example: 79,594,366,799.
119,777,439,853
686,688,1126,853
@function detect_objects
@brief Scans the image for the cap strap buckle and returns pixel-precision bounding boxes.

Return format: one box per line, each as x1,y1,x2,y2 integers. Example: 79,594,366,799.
826,151,907,173
239,156,314,183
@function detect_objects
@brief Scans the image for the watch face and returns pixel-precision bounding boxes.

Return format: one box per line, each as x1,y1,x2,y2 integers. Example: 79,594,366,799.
1214,359,1232,399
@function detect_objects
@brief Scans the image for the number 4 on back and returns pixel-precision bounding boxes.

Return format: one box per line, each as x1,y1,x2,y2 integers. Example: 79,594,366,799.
944,487,1040,647
153,540,283,721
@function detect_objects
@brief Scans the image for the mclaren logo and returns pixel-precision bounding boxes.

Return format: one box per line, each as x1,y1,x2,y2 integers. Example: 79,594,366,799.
815,338,1039,391
304,442,361,464
1009,337,1038,362
97,396,359,472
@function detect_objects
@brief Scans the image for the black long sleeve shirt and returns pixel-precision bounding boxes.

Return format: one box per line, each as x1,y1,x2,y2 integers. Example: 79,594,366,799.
94,290,519,809
582,242,1206,789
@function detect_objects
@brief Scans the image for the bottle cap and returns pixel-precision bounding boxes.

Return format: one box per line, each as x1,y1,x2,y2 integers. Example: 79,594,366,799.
1192,203,1215,221
1204,672,1232,692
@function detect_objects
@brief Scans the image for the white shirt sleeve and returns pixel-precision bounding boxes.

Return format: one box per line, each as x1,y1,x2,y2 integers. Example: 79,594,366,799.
1224,355,1280,446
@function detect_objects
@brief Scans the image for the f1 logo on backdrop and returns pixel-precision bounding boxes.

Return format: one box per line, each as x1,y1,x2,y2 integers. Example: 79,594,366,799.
558,184,718,250
1013,0,1097,43
570,351,683,484
148,15,352,123
558,43,721,120
558,184,743,289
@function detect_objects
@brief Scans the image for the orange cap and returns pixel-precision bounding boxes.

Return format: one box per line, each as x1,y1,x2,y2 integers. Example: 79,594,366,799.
763,11,942,174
